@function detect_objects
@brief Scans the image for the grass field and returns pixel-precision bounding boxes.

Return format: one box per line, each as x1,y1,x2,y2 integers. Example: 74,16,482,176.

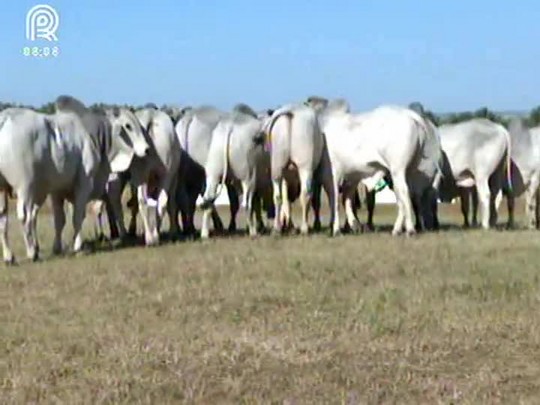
1,196,540,403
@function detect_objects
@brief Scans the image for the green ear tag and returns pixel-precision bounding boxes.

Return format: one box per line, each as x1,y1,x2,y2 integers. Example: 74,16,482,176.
374,179,388,193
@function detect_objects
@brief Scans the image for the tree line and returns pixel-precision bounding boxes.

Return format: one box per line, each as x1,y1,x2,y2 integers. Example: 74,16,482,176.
1,100,539,128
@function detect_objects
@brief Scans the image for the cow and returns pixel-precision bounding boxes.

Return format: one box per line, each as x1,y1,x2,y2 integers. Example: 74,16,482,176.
262,101,336,235
437,118,512,229
97,105,182,246
500,119,540,229
199,104,270,238
174,106,241,237
305,97,442,236
0,96,149,263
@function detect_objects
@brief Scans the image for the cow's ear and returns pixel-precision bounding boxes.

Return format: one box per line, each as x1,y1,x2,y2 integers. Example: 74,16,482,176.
112,106,120,118
267,109,274,116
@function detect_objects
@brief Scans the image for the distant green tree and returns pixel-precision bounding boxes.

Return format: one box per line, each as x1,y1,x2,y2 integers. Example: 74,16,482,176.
529,106,540,127
36,102,55,114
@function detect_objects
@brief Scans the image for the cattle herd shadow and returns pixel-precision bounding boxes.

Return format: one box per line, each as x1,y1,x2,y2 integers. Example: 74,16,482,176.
72,220,528,259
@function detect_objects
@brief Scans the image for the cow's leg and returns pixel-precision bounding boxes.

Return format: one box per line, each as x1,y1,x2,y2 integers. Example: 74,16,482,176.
177,181,194,236
525,176,540,229
92,200,105,241
71,184,93,253
200,207,212,239
51,194,66,255
431,193,440,230
459,188,470,228
136,184,159,246
241,179,257,237
209,207,224,233
0,191,14,264
488,186,500,228
127,183,138,237
366,190,376,231
536,188,540,229
470,188,479,227
298,168,313,235
344,193,360,233
326,168,342,237
352,189,362,228
506,191,515,229
200,177,221,240
391,172,415,236
476,179,491,230
182,190,198,236
106,176,127,240
204,178,224,234
103,192,119,240
311,179,322,232
341,190,351,233
166,180,180,240
253,195,266,232
227,186,239,233
411,194,423,232
280,178,292,231
391,195,405,236
17,191,39,261
272,179,283,235
420,189,437,231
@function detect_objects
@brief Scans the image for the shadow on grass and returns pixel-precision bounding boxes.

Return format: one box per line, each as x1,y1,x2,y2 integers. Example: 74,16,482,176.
11,220,526,266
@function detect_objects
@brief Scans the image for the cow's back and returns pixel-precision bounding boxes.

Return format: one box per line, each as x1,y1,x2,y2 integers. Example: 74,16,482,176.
176,106,224,168
439,119,508,182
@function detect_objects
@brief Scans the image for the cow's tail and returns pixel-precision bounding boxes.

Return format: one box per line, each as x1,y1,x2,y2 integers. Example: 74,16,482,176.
182,114,194,155
200,124,233,210
265,109,294,204
264,109,294,155
503,125,513,193
428,120,445,189
0,113,11,133
410,111,443,179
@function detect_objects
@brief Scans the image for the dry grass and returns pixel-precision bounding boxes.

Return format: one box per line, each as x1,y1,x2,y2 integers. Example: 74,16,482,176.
1,197,540,403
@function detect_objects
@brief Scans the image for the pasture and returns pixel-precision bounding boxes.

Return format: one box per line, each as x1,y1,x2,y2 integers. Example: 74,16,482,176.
1,196,540,403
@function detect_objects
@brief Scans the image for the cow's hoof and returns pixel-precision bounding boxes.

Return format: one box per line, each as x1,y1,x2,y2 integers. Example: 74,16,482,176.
391,229,402,237
200,232,210,240
349,222,362,234
405,229,417,238
144,237,160,247
329,228,341,237
4,256,16,266
300,226,309,236
52,248,63,256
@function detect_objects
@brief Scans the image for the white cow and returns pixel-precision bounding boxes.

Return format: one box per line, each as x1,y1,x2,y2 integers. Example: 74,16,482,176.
199,104,268,238
0,96,149,263
175,106,241,236
309,102,441,236
437,118,512,229
98,106,182,246
501,119,540,229
262,102,334,235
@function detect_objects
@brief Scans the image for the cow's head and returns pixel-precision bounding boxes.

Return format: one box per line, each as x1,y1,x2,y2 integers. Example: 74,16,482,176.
106,107,150,172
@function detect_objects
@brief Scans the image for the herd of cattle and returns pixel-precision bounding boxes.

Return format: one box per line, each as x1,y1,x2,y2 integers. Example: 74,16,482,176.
0,95,538,264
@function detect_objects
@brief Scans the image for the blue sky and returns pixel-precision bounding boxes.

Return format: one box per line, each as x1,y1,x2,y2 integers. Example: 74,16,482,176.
1,0,539,113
